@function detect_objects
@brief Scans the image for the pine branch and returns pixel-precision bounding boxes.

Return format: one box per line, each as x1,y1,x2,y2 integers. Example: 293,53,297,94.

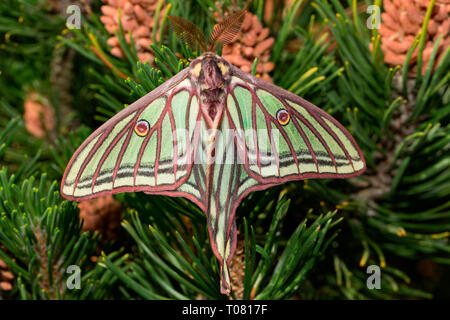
0,169,100,299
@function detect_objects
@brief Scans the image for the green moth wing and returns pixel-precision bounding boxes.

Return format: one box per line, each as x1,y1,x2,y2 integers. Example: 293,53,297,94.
227,66,365,183
61,68,206,211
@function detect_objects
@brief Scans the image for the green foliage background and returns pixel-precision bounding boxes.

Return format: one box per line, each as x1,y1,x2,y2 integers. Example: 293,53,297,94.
0,0,449,299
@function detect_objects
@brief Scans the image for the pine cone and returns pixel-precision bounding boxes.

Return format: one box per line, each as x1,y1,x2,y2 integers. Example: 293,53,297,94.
229,237,245,299
78,195,123,240
48,0,94,14
416,259,442,280
378,0,450,75
100,0,167,64
217,11,275,82
48,0,74,13
0,256,14,292
51,46,75,122
23,91,55,139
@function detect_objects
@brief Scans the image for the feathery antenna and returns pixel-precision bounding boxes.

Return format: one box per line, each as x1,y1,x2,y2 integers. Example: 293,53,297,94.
208,9,247,52
168,8,247,54
167,16,207,52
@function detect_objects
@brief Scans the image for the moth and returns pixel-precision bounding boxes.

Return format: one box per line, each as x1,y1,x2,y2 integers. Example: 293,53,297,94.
61,11,366,295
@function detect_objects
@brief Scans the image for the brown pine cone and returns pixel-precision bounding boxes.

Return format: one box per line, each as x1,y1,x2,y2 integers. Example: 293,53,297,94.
23,91,55,139
229,236,245,299
51,46,75,123
378,0,449,75
217,11,275,82
78,195,123,240
263,0,304,25
0,257,14,292
416,259,442,280
100,0,167,64
48,0,95,14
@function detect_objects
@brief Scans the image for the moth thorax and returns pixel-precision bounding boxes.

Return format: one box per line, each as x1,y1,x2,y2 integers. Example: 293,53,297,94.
200,59,227,89
198,58,228,121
